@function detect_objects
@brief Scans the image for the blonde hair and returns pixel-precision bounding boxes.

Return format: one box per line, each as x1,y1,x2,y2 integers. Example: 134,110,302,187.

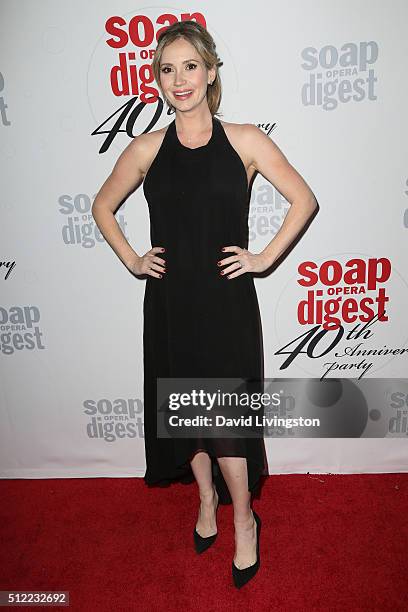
151,20,223,117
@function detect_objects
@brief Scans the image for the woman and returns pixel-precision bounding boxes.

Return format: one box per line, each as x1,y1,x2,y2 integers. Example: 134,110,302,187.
92,20,317,588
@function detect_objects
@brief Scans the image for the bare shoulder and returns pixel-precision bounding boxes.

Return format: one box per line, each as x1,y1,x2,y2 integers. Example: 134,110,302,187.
220,120,317,206
219,119,287,172
220,120,269,140
218,119,250,144
125,123,170,178
218,119,268,170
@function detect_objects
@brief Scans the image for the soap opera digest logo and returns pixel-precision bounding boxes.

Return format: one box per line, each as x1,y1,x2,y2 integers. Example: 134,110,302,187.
0,306,45,355
301,40,378,110
83,397,144,441
274,254,408,379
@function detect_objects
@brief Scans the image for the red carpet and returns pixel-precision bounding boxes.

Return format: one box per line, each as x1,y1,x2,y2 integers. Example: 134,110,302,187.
1,474,407,611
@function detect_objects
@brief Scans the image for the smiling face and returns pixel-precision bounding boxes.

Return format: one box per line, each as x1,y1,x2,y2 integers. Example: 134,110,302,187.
159,37,216,112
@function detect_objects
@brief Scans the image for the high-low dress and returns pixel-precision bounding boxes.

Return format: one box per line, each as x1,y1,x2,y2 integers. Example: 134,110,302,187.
142,114,267,496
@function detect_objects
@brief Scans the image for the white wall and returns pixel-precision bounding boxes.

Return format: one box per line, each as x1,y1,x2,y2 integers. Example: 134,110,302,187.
1,0,407,477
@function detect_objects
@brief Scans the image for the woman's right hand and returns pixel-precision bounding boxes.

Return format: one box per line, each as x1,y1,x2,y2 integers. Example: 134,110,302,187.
128,247,166,278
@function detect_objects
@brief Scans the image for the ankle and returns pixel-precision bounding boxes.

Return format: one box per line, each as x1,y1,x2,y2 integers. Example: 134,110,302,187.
234,510,254,528
199,484,216,504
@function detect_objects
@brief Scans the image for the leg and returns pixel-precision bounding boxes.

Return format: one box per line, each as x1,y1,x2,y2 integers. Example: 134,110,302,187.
190,451,219,537
217,457,257,569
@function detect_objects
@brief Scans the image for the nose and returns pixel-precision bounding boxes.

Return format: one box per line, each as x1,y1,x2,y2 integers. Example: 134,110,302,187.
173,70,187,86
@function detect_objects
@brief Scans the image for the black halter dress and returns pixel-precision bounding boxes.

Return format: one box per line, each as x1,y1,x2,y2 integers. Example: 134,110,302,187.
142,114,267,496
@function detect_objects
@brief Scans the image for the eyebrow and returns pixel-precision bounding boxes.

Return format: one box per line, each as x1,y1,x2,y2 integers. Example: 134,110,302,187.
160,58,200,67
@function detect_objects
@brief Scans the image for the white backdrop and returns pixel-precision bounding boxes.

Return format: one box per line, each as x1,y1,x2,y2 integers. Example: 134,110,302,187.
1,0,407,478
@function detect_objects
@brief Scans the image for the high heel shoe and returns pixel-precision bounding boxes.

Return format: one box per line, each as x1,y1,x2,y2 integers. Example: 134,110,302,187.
193,486,219,554
232,510,261,588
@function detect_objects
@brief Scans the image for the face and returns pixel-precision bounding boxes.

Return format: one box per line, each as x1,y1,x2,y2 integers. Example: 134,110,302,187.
159,37,215,111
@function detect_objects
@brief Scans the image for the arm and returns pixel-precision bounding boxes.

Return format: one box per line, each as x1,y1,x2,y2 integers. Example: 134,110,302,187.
92,135,167,278
245,124,318,267
220,124,318,279
91,134,151,271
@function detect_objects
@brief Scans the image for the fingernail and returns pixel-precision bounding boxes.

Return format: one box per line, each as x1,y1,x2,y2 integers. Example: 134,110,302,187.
221,248,226,252
161,248,165,252
217,261,221,266
220,271,224,275
159,274,162,278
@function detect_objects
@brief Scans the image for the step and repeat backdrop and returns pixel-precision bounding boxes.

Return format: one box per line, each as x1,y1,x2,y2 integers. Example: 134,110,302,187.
1,1,407,478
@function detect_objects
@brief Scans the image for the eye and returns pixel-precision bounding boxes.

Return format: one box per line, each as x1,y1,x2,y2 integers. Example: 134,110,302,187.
160,63,197,73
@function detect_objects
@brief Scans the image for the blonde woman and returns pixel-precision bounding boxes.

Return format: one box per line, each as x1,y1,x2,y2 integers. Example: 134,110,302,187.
92,20,317,588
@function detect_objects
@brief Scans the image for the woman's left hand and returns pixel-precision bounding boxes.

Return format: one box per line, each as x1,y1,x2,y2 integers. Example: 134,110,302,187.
218,246,273,279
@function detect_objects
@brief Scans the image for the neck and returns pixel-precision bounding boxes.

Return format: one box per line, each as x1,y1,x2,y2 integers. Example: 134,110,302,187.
174,108,213,138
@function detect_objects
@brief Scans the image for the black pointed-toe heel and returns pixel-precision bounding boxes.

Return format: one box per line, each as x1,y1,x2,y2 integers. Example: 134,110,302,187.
193,487,219,554
232,510,261,588
193,527,217,554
